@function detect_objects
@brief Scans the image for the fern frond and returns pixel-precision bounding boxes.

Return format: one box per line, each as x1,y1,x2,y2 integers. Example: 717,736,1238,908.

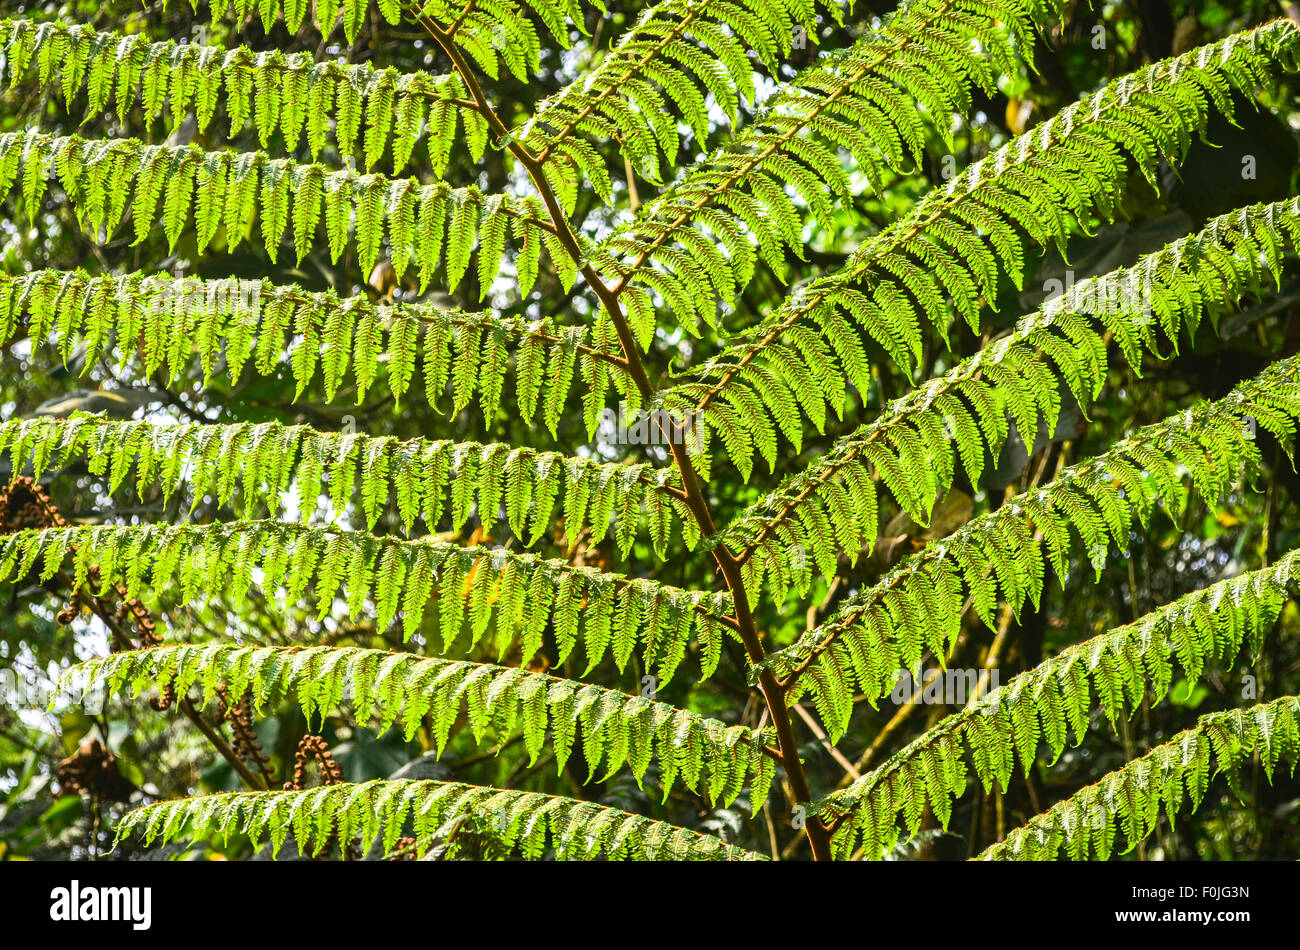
515,0,843,207
978,696,1300,860
658,19,1300,474
0,269,631,430
114,778,765,859
590,0,1057,337
166,0,587,70
167,0,396,46
69,643,774,809
0,413,687,558
0,520,735,682
761,353,1300,738
0,18,482,173
0,129,547,288
406,0,587,82
815,551,1300,858
721,197,1300,595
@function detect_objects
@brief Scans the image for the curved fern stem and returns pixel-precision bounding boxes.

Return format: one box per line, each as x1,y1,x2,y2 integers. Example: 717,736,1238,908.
0,520,736,682
816,550,1300,858
0,413,686,557
978,696,1300,860
408,2,841,857
67,642,775,809
114,777,766,859
763,352,1300,737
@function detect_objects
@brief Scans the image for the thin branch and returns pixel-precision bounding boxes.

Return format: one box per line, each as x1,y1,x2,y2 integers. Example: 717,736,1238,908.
411,7,833,859
791,702,860,781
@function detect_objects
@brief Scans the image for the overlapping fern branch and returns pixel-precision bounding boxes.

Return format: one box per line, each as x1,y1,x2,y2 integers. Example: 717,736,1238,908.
64,643,776,809
814,551,1300,859
720,197,1300,600
979,696,1300,861
0,129,552,295
0,18,486,174
6,0,1299,864
162,0,585,63
113,778,765,859
0,413,691,557
588,0,1060,340
0,520,736,682
0,269,633,429
654,20,1300,478
761,353,1300,739
513,0,843,206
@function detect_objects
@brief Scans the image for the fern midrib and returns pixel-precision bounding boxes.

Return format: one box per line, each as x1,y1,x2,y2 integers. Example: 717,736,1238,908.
690,40,1203,418
2,412,680,503
0,268,633,391
531,0,709,166
725,296,1091,560
116,777,769,860
419,6,839,856
771,366,1289,689
0,18,467,115
606,0,958,302
721,193,1300,562
79,642,775,773
975,695,1300,860
818,549,1300,826
724,304,1056,560
12,518,736,626
444,0,480,35
6,267,575,348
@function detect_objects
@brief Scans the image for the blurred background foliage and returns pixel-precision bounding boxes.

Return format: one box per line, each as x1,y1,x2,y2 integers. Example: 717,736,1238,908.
1,0,1299,860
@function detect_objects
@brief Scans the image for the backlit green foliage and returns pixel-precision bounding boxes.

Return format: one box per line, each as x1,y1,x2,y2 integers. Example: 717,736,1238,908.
820,551,1300,858
117,778,768,859
977,696,1300,860
1,520,731,681
763,355,1300,738
4,0,1300,861
66,643,775,809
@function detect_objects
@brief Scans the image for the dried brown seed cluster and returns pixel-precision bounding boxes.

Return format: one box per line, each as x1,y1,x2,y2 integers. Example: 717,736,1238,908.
1,477,160,646
285,734,344,790
214,684,276,786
